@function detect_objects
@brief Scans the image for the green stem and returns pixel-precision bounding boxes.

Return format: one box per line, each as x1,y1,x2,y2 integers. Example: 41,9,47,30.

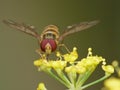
56,69,72,87
68,85,82,90
76,68,94,87
81,75,109,89
75,74,84,88
44,70,70,88
67,72,77,86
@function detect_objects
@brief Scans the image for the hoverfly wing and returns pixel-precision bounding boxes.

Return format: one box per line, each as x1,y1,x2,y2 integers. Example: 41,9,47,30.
3,19,40,39
59,20,99,42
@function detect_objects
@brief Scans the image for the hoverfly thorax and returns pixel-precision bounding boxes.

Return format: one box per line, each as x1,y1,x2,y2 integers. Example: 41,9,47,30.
41,25,59,40
40,25,60,54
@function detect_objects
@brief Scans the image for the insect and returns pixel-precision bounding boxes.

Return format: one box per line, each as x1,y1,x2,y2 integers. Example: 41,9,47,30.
3,19,99,58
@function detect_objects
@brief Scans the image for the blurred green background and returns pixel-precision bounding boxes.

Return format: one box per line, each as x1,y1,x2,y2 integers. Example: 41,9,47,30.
0,0,119,90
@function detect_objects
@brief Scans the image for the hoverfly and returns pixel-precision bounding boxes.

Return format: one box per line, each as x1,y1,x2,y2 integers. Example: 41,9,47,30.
3,19,99,58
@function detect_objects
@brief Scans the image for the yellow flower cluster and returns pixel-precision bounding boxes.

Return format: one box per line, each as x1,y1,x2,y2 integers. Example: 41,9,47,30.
34,47,113,75
34,47,114,90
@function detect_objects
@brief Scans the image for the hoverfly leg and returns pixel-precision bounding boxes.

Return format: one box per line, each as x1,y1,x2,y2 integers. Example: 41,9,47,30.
35,49,46,59
35,49,42,56
58,44,70,53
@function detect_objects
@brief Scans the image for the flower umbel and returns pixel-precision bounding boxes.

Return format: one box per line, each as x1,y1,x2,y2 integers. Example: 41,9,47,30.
34,47,114,90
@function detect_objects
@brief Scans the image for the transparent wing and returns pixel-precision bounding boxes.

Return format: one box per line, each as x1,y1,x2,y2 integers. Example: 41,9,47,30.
59,20,99,42
3,19,40,39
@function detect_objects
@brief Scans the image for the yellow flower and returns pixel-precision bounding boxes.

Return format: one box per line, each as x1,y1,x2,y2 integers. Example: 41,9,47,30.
77,56,104,71
112,60,119,67
37,83,47,90
104,77,120,90
75,65,86,74
65,66,76,73
112,60,120,77
50,60,67,70
34,59,52,71
102,65,114,75
34,59,46,67
63,47,78,63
